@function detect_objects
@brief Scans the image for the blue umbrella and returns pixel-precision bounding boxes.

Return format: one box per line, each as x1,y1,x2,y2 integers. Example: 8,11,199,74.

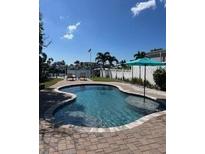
126,58,166,101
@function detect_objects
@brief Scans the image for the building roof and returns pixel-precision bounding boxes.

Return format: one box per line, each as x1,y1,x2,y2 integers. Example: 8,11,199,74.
146,49,166,58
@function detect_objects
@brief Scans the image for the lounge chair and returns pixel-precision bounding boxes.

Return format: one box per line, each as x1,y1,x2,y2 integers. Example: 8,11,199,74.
79,73,87,81
67,73,76,81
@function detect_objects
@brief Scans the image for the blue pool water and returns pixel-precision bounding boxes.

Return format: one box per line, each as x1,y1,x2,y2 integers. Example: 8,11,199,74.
54,85,165,128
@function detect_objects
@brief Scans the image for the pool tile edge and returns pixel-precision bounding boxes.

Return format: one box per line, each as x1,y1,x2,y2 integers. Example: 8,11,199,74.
44,82,166,133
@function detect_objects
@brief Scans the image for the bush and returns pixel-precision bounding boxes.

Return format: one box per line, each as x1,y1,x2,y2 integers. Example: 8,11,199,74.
144,80,154,88
131,78,143,85
130,78,154,88
153,68,166,91
123,78,130,82
39,84,45,90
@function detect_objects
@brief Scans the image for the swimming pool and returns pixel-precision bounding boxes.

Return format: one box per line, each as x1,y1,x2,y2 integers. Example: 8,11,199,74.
54,84,165,128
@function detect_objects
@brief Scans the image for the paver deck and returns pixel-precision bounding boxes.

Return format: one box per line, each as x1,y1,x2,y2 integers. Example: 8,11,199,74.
40,80,166,154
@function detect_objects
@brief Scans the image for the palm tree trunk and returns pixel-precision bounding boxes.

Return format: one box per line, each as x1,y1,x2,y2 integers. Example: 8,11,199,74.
109,69,112,79
102,63,104,77
109,63,112,79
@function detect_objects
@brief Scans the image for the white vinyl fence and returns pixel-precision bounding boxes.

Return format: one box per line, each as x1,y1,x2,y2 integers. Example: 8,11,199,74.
101,66,165,85
67,69,91,78
49,70,91,79
49,73,65,78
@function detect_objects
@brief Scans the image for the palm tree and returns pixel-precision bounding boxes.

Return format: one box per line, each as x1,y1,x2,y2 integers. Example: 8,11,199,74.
119,60,126,69
80,62,84,69
74,60,80,65
107,56,118,78
95,52,111,69
108,56,118,68
74,60,80,69
95,52,115,78
51,60,66,77
119,60,127,80
134,51,146,59
133,51,146,79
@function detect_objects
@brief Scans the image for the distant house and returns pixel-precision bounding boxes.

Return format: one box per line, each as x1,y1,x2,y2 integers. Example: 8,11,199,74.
68,62,97,70
146,48,166,62
81,62,97,67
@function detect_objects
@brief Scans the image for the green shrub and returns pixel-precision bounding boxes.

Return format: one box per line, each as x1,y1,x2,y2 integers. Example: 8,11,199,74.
131,78,143,85
144,80,154,88
130,78,155,88
122,75,125,80
123,78,130,82
39,84,45,90
153,68,166,91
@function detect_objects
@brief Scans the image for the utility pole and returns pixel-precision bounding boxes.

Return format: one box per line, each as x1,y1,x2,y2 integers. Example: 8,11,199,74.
88,49,92,78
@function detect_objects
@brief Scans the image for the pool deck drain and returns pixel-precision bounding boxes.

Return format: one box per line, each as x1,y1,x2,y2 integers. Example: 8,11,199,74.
40,80,166,154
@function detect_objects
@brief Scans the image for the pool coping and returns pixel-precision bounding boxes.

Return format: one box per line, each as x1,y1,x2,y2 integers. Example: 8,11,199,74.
44,82,166,133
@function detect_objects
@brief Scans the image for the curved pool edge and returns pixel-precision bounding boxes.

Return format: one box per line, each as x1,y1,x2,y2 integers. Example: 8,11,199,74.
44,82,166,133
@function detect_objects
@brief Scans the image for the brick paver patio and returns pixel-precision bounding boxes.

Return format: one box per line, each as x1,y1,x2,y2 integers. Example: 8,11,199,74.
40,80,166,154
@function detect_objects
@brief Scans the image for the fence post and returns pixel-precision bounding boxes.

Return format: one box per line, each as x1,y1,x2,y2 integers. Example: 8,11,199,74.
132,66,133,80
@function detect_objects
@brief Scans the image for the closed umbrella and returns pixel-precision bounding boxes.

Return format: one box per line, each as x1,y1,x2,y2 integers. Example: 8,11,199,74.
126,58,166,102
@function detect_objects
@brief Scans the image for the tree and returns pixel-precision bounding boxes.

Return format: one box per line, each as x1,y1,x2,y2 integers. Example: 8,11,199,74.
39,12,52,82
153,68,166,91
47,58,54,66
134,51,146,59
95,52,111,69
133,51,146,79
65,64,68,75
39,13,51,53
107,56,118,68
74,60,80,69
118,60,130,80
39,12,45,81
106,55,118,78
39,13,44,55
80,62,84,68
150,48,163,52
74,60,80,65
119,60,126,67
50,60,66,77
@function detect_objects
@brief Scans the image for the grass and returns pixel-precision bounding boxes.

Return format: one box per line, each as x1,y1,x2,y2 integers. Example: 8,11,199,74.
40,78,63,89
90,77,121,82
90,77,157,89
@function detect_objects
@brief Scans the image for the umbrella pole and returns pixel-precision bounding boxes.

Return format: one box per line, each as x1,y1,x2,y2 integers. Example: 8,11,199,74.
144,65,146,102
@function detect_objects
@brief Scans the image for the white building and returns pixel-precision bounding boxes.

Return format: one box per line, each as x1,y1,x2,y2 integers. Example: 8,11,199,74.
146,49,166,62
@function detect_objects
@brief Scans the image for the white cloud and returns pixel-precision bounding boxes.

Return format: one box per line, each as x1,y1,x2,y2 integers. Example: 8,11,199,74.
59,16,69,20
63,33,74,40
131,0,156,16
59,16,64,20
67,22,80,33
63,22,81,40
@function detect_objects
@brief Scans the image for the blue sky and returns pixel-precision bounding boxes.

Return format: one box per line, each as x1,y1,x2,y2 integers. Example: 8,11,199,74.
40,0,166,64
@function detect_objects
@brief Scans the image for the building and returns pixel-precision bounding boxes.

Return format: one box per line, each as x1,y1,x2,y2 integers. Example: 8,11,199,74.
146,48,166,62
